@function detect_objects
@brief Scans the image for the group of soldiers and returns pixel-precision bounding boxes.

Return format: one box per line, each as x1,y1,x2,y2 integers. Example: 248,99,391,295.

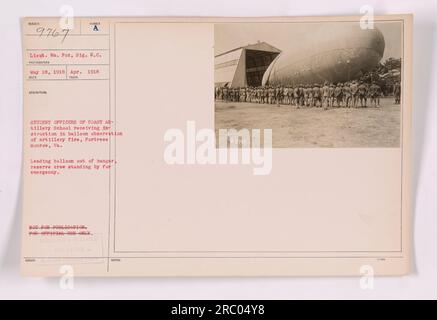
215,80,401,109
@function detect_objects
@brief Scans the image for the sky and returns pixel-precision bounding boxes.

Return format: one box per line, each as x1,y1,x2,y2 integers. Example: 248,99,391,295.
215,21,402,62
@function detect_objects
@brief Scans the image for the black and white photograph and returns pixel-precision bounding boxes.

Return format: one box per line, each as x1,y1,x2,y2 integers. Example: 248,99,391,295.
214,21,403,148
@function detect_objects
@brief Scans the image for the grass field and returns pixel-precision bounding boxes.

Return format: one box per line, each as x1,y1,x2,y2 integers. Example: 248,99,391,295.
215,97,401,148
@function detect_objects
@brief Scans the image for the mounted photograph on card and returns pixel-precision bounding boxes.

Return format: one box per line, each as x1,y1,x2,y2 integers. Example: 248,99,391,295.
21,15,412,277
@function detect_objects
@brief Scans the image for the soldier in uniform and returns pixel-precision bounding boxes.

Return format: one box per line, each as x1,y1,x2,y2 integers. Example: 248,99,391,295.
334,83,343,107
343,82,352,108
274,86,280,105
312,84,321,108
357,81,367,107
254,87,258,104
215,87,218,101
267,86,274,104
394,81,401,104
321,82,330,109
293,86,299,106
262,87,265,104
350,81,359,107
299,85,304,106
222,86,228,102
287,86,293,105
260,87,264,104
247,87,252,103
307,84,314,107
368,82,381,107
262,86,267,104
328,83,335,108
283,86,289,105
357,81,367,108
364,82,370,107
239,87,245,102
303,84,310,107
271,86,276,104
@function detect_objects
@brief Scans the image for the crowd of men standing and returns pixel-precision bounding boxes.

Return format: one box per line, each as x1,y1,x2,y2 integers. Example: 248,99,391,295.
215,81,401,109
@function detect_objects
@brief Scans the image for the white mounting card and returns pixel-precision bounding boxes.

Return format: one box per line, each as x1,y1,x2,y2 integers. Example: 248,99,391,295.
21,15,412,276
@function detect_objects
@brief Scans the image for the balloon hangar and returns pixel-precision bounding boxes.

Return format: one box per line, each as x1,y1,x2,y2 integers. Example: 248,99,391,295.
214,25,385,88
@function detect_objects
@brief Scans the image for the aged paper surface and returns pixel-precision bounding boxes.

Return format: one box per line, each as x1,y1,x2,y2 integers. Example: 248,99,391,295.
21,15,412,276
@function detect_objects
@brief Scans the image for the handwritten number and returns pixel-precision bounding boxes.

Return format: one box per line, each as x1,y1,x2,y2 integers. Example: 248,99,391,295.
35,27,69,43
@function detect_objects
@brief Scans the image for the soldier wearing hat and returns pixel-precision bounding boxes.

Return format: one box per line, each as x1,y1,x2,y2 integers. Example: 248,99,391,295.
334,83,343,107
240,87,246,102
260,86,264,104
297,84,304,108
328,83,335,108
369,82,382,107
307,84,314,107
321,81,330,109
357,81,367,107
393,81,401,104
350,81,359,107
293,85,299,106
267,86,275,104
343,82,352,108
313,83,321,108
275,86,282,105
283,86,289,104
